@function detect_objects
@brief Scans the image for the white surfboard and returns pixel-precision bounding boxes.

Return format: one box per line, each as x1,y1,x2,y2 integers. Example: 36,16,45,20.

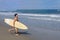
4,18,28,30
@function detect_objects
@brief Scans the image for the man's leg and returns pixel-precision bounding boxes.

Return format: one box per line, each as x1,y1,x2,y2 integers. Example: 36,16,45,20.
8,27,15,32
15,28,18,33
15,28,19,36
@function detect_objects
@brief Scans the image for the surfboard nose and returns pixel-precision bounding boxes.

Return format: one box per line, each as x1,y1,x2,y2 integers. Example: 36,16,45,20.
4,18,10,24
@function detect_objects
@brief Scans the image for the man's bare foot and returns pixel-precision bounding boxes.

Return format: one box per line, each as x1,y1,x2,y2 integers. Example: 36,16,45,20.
15,32,19,37
8,29,11,32
16,34,19,37
8,29,14,32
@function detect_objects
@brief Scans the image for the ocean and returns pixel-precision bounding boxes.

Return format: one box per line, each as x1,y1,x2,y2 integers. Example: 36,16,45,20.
0,9,60,22
0,9,60,31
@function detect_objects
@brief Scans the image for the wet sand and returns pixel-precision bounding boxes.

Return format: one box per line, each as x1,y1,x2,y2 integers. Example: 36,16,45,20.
0,15,60,40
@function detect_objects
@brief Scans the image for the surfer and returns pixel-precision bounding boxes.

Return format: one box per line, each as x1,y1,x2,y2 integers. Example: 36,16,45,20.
13,13,19,35
9,13,19,35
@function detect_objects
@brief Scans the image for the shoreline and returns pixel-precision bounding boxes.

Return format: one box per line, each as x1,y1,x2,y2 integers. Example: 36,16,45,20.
0,15,60,40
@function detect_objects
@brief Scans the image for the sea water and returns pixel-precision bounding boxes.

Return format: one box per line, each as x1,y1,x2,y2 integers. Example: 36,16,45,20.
0,9,60,31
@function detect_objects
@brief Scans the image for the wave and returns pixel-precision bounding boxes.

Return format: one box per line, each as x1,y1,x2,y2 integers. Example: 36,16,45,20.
0,12,15,15
27,17,60,21
0,12,60,21
0,12,60,18
20,14,60,17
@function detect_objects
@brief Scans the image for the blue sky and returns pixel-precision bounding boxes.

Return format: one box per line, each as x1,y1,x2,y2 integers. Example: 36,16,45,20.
0,0,59,11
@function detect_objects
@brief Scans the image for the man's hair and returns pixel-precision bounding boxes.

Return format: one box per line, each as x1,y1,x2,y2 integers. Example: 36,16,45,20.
14,13,18,17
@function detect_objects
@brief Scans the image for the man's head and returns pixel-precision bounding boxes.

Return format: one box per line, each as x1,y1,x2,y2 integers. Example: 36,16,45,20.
14,13,18,17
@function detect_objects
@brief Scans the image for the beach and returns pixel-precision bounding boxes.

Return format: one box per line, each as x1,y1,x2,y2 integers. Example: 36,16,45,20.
0,13,60,40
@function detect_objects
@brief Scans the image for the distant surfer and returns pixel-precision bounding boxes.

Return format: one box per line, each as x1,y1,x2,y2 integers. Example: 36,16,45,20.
9,13,19,36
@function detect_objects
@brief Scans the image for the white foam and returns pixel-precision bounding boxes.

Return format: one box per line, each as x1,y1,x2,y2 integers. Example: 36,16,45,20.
0,12,60,18
0,12,60,21
19,13,60,18
0,12,14,15
27,17,60,21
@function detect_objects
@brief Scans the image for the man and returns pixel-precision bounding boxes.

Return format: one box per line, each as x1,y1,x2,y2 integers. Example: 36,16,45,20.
9,13,19,36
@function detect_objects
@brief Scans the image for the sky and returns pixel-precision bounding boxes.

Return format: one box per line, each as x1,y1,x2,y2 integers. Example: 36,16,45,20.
0,0,59,11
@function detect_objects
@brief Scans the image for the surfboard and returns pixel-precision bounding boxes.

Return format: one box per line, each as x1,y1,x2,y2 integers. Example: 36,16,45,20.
4,18,28,30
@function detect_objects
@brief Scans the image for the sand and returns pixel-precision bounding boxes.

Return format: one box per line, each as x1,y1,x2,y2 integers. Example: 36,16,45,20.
0,15,60,40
